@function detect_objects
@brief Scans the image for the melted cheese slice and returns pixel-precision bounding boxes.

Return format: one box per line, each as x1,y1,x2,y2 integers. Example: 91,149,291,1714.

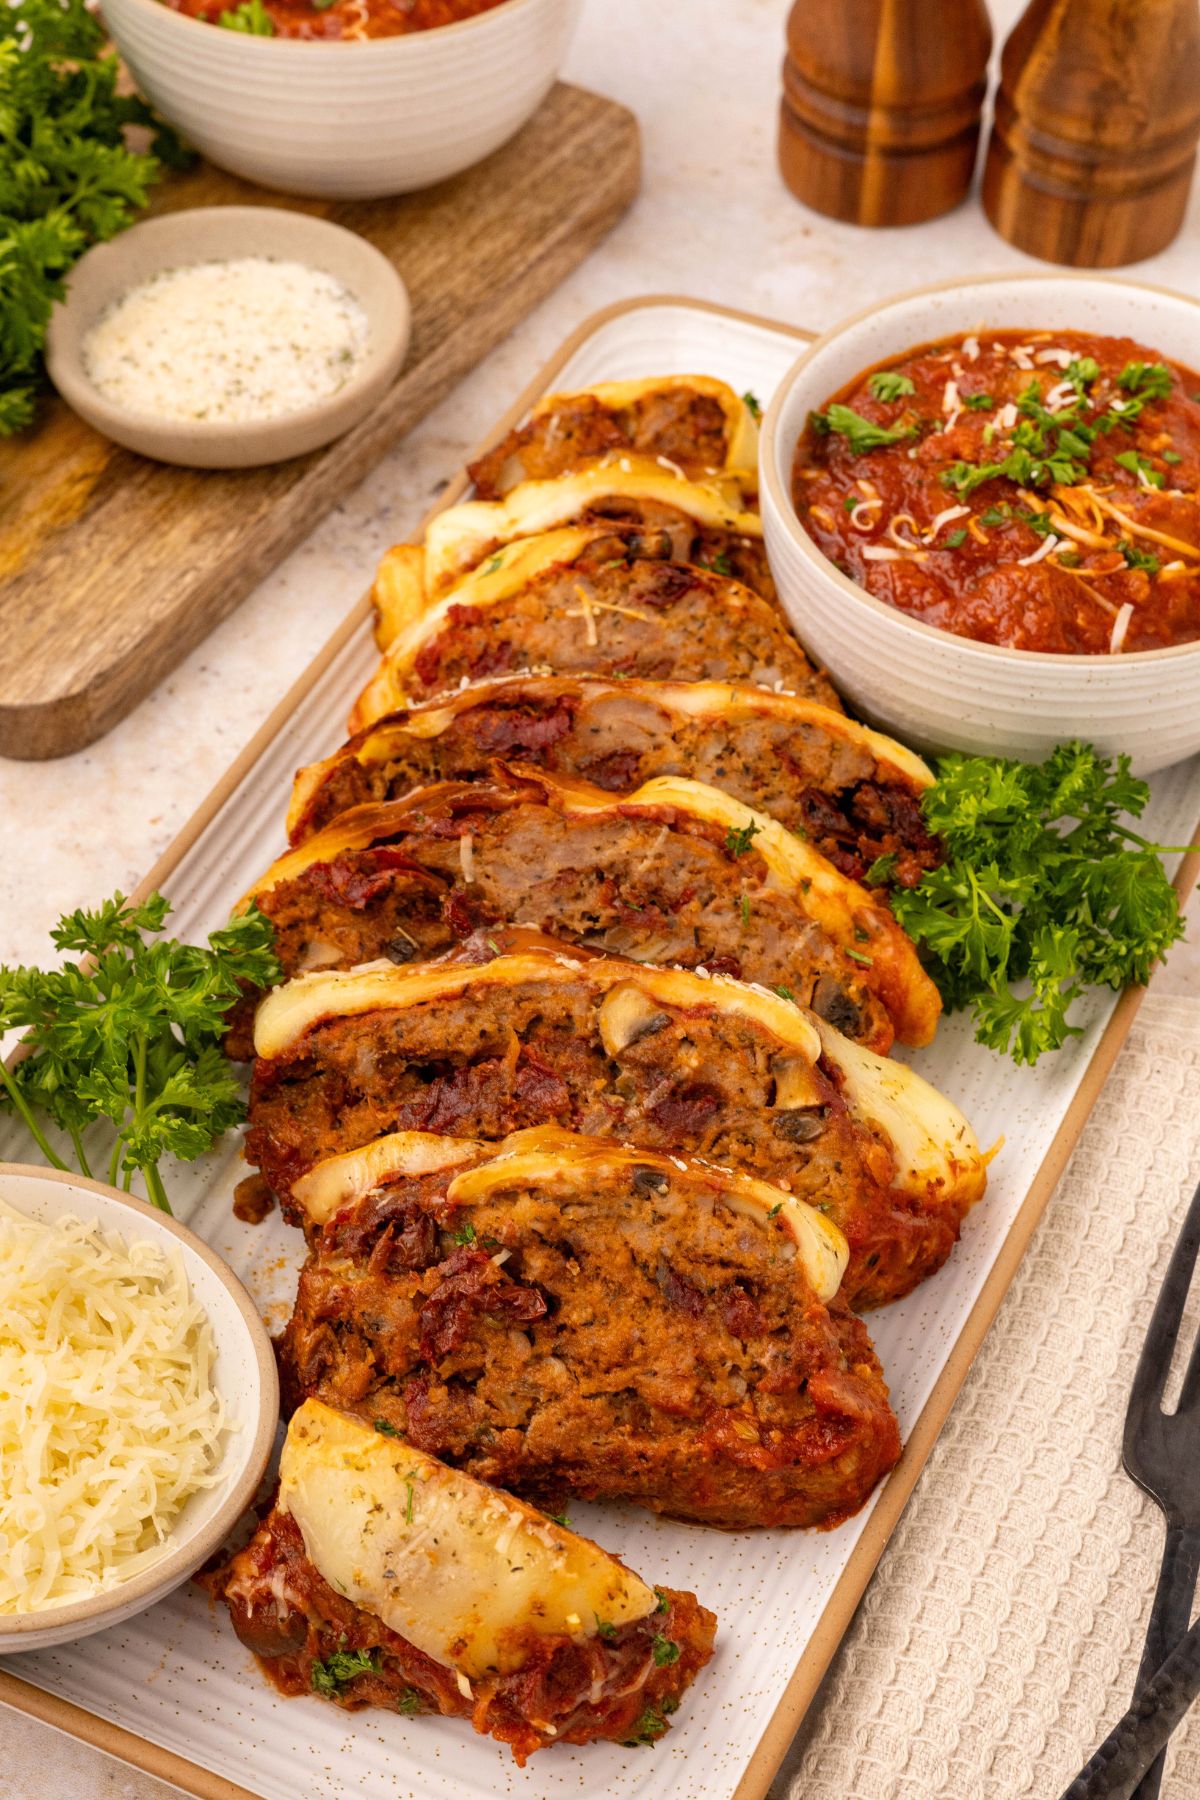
278,1400,655,1680
422,455,761,597
293,676,932,841
254,949,820,1065
292,1124,849,1303
812,1018,987,1213
526,376,759,480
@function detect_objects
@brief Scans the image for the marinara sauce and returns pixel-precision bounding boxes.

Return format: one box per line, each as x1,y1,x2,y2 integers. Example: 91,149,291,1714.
791,329,1200,654
167,0,507,39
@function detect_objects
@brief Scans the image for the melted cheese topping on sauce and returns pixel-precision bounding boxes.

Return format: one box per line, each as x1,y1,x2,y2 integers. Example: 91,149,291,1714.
0,1202,226,1613
82,257,370,425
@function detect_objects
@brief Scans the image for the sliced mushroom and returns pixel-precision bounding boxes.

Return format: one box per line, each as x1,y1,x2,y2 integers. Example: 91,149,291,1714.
597,982,672,1056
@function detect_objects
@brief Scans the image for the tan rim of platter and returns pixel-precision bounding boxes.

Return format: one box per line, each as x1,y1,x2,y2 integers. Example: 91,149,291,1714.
759,269,1200,672
0,293,1196,1800
0,1165,280,1643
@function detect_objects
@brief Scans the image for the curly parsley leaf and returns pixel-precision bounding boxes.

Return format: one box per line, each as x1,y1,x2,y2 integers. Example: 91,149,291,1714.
867,370,916,403
0,0,190,432
0,893,279,1210
890,743,1188,1064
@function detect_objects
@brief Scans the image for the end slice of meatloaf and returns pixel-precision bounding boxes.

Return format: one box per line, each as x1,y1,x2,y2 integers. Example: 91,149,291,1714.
240,767,941,1052
467,376,757,499
292,675,939,897
357,527,829,732
247,942,986,1307
207,1399,714,1764
274,1130,902,1530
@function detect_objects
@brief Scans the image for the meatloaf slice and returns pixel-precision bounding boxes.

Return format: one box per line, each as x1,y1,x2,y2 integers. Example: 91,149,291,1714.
208,1400,714,1764
241,767,942,1050
296,675,938,894
247,942,985,1307
467,376,757,499
358,527,825,731
275,1130,902,1529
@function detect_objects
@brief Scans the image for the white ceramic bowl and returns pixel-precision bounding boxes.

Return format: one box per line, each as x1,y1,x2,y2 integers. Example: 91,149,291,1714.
45,207,411,468
0,1165,278,1653
100,0,582,200
760,274,1200,773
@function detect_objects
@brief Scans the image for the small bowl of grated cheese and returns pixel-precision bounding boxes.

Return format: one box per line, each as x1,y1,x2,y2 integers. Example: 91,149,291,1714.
44,206,410,469
0,1163,278,1652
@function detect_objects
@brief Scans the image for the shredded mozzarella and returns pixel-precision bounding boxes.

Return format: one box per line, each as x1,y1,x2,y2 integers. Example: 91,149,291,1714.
0,1203,226,1613
1109,602,1135,652
82,257,370,426
942,379,959,415
928,504,971,535
1017,536,1061,566
459,834,476,883
962,336,980,362
1035,347,1072,367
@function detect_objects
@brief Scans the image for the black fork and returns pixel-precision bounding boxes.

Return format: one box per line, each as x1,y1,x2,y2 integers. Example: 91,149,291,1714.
1060,1178,1200,1800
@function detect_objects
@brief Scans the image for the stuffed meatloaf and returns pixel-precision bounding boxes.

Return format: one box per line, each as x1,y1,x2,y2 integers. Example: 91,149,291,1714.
247,942,985,1307
294,675,938,891
357,529,831,730
467,376,759,500
211,1400,714,1763
273,1129,902,1530
241,768,941,1052
389,456,770,616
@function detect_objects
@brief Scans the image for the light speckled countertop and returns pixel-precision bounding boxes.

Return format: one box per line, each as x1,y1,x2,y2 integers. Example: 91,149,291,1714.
2,0,1199,1793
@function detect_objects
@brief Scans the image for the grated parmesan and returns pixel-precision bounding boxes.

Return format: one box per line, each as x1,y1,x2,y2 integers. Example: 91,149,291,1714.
0,1201,227,1613
82,257,370,426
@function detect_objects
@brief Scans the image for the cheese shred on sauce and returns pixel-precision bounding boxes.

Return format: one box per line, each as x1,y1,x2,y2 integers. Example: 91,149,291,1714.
0,1202,227,1613
82,257,370,426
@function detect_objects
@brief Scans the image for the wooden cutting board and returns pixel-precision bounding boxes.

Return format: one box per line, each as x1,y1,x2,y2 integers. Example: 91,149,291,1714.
0,82,640,762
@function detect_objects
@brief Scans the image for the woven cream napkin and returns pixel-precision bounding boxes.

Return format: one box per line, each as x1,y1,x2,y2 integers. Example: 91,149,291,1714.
772,992,1200,1800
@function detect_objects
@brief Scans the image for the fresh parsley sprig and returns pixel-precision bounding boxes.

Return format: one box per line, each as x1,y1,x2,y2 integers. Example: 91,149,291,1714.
0,892,279,1211
889,744,1189,1065
0,0,190,433
811,402,917,454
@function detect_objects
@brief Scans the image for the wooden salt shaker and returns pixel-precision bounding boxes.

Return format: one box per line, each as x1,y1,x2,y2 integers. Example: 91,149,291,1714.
778,0,993,227
983,0,1200,266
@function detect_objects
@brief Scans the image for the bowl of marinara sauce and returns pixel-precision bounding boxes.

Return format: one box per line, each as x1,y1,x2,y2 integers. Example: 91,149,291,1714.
759,274,1200,772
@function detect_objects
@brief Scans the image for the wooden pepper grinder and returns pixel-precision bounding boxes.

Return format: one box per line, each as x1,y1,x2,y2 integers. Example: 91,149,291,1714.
778,0,993,226
983,0,1200,266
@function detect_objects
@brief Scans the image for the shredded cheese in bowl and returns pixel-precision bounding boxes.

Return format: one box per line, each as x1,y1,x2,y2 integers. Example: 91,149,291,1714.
0,1201,227,1613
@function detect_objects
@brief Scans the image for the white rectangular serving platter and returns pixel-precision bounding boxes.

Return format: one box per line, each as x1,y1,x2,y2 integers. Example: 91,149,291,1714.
2,297,1198,1800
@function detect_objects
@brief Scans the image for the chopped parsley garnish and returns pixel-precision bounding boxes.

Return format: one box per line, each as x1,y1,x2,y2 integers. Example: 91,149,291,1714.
396,1689,422,1715
1164,449,1183,464
1119,539,1161,575
218,0,275,30
1066,356,1100,393
767,1202,783,1218
373,1419,401,1438
725,819,761,857
963,392,994,411
866,370,916,403
980,505,1010,528
310,1644,381,1698
772,984,797,1004
452,1219,477,1245
943,527,967,548
481,552,504,574
741,390,762,420
652,1634,681,1666
544,1510,571,1527
842,494,859,513
595,1616,618,1641
889,742,1189,1064
700,551,734,577
1114,449,1165,488
1118,360,1172,400
622,1703,671,1747
845,947,874,967
864,852,897,886
811,403,917,454
654,1587,670,1614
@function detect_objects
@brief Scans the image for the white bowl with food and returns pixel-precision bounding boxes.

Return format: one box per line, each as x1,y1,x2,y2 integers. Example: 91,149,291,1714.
99,0,582,200
0,1165,278,1653
759,274,1200,772
45,207,410,468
